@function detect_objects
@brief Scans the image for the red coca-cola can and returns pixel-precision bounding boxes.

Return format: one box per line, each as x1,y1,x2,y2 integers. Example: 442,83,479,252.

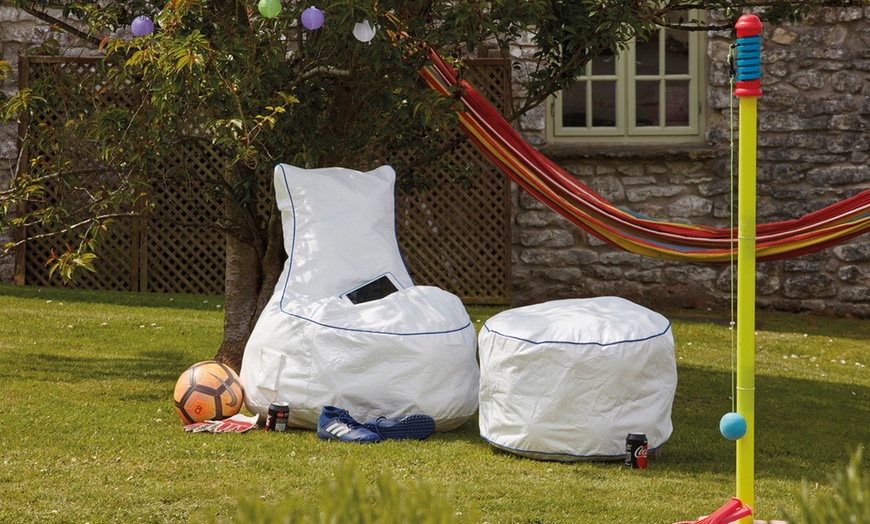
625,433,648,469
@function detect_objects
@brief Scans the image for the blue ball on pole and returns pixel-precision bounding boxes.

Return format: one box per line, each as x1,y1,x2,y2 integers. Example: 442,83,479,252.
719,412,747,441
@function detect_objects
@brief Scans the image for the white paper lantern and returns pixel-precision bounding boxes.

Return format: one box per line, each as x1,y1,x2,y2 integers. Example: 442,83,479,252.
352,20,376,42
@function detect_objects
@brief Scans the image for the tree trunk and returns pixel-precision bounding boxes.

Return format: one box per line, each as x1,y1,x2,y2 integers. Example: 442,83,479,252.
213,165,284,371
256,200,287,315
215,227,261,371
206,0,270,372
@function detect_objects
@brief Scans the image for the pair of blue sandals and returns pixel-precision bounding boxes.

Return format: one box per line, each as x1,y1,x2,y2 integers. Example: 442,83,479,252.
316,405,436,443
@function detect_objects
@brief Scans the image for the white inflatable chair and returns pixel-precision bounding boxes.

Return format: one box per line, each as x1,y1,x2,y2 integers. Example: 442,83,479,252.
240,164,479,431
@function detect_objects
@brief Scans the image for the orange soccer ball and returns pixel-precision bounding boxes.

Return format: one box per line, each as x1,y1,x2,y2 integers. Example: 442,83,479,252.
173,361,245,424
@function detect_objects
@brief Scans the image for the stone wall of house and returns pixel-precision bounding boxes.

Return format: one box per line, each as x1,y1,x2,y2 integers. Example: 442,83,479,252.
0,8,95,283
510,6,870,317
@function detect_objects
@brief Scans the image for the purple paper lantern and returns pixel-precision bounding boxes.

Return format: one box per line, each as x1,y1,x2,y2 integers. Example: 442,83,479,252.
300,6,324,30
131,15,154,37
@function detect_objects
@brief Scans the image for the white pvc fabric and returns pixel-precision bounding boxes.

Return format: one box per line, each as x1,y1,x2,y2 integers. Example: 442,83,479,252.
478,297,677,461
239,164,479,431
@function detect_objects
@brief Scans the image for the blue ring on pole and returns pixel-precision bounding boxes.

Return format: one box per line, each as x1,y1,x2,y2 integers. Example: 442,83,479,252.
735,35,761,81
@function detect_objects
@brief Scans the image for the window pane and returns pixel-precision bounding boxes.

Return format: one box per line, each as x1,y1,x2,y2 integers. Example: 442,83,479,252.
635,34,659,76
551,8,701,140
591,49,615,76
561,82,587,127
664,11,690,74
665,80,690,126
590,81,616,126
635,80,660,127
665,34,689,75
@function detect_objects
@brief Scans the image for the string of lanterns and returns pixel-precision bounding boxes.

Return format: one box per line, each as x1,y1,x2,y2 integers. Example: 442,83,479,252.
129,4,377,42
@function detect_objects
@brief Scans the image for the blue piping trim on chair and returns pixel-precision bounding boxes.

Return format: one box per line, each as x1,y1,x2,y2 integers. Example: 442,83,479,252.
480,321,672,347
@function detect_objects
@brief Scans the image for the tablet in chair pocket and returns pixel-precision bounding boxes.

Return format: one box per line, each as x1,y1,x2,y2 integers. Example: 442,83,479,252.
340,273,404,304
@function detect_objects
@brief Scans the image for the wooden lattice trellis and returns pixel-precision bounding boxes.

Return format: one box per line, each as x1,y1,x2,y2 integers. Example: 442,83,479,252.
17,56,511,303
393,59,512,303
17,57,144,292
142,140,229,295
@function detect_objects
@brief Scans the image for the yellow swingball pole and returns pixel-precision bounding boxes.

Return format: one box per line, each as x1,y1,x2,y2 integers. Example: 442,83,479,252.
734,13,763,524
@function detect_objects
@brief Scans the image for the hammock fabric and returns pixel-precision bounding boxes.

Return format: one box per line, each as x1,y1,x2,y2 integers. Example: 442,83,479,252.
420,49,870,263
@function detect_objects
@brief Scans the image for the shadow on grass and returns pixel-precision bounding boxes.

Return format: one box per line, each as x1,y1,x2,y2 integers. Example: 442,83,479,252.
671,364,868,483
665,306,870,342
5,348,190,384
449,364,867,486
0,283,223,311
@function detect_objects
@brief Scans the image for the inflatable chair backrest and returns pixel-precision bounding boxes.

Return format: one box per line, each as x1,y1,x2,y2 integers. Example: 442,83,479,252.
273,164,414,299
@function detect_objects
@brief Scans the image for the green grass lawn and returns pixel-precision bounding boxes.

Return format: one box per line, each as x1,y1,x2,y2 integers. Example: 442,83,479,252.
0,284,867,523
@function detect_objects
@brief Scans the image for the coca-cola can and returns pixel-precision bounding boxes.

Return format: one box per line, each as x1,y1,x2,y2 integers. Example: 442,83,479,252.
266,402,289,432
624,433,648,469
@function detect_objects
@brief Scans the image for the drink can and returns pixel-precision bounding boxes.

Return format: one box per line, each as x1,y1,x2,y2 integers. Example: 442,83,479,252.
625,433,648,469
266,402,290,432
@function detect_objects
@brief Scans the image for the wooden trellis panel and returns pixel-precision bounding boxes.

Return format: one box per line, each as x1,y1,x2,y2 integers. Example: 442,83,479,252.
394,58,512,303
18,57,141,291
18,57,227,295
19,56,511,303
143,140,228,295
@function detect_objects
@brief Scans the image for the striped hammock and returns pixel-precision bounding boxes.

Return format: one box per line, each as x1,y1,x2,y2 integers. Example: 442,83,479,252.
420,49,870,263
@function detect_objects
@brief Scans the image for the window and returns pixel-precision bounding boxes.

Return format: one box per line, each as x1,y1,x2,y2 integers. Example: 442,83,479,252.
549,11,705,142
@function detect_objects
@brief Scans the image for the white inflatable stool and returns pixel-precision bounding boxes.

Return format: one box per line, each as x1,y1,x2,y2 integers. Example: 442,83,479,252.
478,297,676,461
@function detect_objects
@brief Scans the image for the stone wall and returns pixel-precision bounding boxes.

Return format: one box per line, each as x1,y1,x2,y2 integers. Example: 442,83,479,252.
0,7,94,283
511,7,870,317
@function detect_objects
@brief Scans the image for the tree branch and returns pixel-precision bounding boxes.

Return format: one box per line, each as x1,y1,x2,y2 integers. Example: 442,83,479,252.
1,211,136,256
18,4,102,48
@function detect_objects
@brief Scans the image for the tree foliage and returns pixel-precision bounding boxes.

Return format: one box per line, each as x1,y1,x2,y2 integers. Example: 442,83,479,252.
1,0,864,363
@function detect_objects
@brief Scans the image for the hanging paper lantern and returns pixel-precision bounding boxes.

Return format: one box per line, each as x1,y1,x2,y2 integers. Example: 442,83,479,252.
131,15,154,37
258,0,281,18
352,20,376,42
300,6,324,30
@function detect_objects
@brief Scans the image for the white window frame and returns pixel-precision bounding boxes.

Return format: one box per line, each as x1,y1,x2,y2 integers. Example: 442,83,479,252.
548,15,706,143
